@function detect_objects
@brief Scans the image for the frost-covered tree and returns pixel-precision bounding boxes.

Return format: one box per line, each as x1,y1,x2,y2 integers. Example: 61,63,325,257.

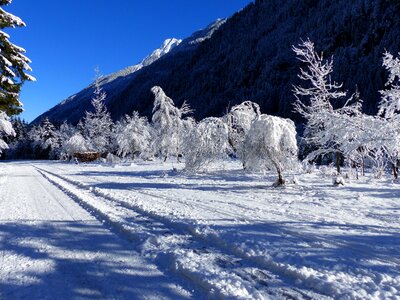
224,101,260,160
3,117,30,159
184,117,230,171
293,39,347,172
242,115,298,186
63,133,88,158
0,110,14,154
29,117,61,158
0,0,35,115
82,71,113,153
57,122,78,159
115,111,151,159
377,51,400,178
151,86,191,161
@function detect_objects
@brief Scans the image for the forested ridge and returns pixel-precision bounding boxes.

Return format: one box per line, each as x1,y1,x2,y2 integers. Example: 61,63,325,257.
35,0,400,124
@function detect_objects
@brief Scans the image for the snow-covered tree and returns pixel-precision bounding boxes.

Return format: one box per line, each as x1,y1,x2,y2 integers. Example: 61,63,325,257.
377,51,400,178
0,110,14,153
184,117,230,171
293,39,348,172
29,117,61,158
151,86,191,161
41,118,59,150
115,111,151,159
0,0,35,115
82,70,113,153
242,115,298,185
224,101,260,160
56,122,78,159
63,133,88,158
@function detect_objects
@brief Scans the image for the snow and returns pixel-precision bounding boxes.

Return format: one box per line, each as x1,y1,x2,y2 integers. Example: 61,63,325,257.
100,38,181,85
0,162,193,299
1,159,397,299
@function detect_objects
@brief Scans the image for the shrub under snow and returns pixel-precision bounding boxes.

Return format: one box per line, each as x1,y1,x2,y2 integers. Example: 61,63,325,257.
242,114,298,185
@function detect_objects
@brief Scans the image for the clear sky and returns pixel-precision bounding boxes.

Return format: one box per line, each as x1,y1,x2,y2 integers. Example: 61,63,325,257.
6,0,252,122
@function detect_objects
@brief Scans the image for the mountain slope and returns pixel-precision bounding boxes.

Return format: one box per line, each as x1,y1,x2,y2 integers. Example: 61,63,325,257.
35,0,400,124
33,20,226,124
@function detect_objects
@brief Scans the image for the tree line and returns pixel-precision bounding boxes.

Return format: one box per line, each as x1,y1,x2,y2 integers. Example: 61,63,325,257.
2,39,400,185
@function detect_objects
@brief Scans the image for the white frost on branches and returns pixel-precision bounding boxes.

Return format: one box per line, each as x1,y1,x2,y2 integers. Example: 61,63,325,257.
293,39,347,163
151,86,191,161
379,51,400,118
376,51,400,178
242,115,298,185
82,71,113,153
63,133,88,157
224,101,261,159
115,111,151,159
184,117,230,171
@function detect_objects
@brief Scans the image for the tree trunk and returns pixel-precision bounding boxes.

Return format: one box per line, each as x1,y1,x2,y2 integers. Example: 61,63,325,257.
276,169,285,186
335,152,341,174
392,162,398,179
361,155,365,177
273,161,285,186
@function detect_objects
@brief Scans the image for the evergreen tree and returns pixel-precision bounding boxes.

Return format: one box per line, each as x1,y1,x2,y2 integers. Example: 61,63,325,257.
0,110,14,154
0,0,35,115
82,70,113,153
29,117,60,159
4,117,29,159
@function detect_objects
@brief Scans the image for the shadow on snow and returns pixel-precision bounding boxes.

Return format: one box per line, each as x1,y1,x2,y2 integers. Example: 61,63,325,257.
0,220,188,300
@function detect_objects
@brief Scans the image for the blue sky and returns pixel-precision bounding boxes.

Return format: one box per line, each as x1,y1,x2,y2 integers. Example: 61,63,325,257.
6,0,252,122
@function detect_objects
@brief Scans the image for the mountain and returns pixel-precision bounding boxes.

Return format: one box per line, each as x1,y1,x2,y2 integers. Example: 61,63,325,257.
33,19,226,125
35,0,400,124
35,38,182,124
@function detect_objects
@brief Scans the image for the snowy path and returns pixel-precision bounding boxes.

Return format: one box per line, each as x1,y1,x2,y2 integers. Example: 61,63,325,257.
0,162,192,299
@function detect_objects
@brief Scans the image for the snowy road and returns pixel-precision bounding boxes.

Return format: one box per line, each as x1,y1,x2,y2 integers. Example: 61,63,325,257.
0,162,191,299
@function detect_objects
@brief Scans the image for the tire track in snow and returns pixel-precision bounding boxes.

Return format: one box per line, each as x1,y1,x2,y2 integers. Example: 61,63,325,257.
35,165,332,300
43,165,400,267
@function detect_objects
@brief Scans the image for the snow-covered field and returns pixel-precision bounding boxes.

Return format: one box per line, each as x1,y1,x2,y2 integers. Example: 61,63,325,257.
1,160,399,299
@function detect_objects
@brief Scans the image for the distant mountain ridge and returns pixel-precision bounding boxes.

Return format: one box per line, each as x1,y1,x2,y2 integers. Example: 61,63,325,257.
35,0,400,124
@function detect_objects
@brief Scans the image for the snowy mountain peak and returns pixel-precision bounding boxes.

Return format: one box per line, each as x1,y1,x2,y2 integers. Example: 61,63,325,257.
140,38,181,67
99,38,181,85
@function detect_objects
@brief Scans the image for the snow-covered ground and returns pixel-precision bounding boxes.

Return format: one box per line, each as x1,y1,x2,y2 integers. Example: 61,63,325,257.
0,162,193,299
1,160,399,299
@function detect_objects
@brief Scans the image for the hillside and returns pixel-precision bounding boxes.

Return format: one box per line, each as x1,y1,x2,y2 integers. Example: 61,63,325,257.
34,0,400,124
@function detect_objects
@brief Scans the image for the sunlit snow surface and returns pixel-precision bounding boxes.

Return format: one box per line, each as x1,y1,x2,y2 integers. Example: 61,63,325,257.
1,160,399,299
